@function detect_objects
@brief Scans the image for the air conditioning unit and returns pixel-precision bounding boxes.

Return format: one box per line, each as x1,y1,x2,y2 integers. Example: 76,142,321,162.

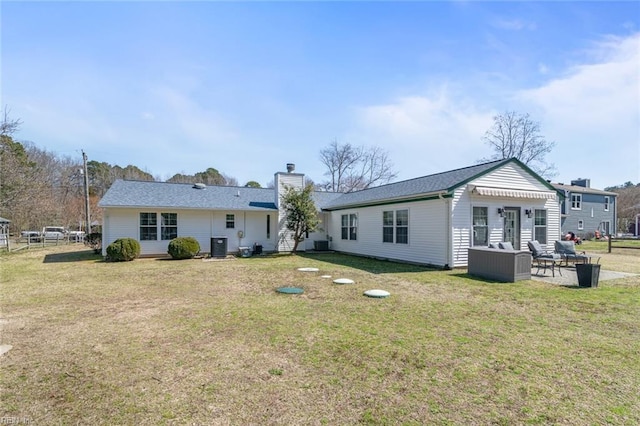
211,237,228,258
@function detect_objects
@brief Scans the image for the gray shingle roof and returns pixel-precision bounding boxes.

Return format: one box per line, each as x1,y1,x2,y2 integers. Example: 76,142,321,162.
99,180,344,211
99,180,279,211
322,158,514,210
99,158,554,212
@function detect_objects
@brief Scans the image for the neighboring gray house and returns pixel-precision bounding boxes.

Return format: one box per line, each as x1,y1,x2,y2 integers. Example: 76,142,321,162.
99,158,563,268
552,179,617,238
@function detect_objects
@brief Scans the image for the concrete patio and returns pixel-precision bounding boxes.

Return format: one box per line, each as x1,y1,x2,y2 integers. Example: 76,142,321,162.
530,265,637,286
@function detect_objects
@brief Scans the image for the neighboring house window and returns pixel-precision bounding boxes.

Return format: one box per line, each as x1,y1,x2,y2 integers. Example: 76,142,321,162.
578,220,584,230
226,214,235,229
341,213,358,241
472,207,488,246
571,194,582,210
161,213,177,240
140,212,157,241
383,209,409,244
383,211,394,243
534,209,547,244
604,196,610,211
266,214,271,239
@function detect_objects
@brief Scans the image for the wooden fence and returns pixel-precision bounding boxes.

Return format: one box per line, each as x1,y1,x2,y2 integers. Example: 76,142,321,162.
607,235,640,253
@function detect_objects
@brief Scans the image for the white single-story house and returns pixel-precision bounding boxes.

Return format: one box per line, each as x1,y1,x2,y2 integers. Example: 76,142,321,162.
98,158,563,268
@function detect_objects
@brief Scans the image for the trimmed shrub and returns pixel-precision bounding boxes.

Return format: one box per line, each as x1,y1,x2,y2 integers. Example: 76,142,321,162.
85,232,102,254
167,237,200,260
106,238,141,262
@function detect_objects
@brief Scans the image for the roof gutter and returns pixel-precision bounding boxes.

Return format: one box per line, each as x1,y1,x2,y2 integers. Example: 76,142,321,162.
322,190,451,211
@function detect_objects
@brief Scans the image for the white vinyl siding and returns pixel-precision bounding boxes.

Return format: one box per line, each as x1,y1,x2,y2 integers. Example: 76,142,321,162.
103,208,279,256
329,200,448,267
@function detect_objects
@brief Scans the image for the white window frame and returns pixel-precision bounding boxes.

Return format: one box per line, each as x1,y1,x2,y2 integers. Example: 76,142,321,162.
226,214,235,229
382,211,394,243
533,209,547,245
604,196,610,212
161,213,178,240
341,213,357,241
578,220,584,230
472,206,488,247
383,209,409,244
140,212,178,241
571,194,582,210
140,212,158,241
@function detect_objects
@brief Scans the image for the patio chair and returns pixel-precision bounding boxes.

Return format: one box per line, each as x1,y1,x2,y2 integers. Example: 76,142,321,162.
554,240,590,267
527,240,562,277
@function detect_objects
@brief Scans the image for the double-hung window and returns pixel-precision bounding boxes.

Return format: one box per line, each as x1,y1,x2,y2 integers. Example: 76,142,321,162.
140,212,178,241
571,194,582,210
395,210,408,244
533,209,547,244
140,212,158,241
472,207,488,246
382,209,409,244
349,214,357,240
383,211,394,243
226,214,235,229
604,196,610,212
341,213,357,240
161,213,177,240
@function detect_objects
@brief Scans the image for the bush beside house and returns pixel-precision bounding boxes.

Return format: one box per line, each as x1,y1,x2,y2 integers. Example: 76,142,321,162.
106,238,141,262
167,237,200,260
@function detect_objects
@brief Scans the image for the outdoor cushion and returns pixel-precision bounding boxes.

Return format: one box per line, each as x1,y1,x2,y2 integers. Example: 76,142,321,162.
488,243,498,249
498,242,514,250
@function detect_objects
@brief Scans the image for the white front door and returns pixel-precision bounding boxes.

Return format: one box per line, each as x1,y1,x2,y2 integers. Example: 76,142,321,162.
503,207,521,249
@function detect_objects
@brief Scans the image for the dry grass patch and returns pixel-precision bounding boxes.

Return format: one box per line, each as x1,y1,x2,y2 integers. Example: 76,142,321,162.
1,245,639,425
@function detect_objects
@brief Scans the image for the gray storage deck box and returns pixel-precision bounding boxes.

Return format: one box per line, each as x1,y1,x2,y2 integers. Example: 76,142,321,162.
468,247,532,282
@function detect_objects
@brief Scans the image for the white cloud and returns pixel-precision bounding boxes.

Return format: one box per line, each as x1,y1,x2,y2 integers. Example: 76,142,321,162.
517,33,640,188
348,34,639,188
350,87,495,180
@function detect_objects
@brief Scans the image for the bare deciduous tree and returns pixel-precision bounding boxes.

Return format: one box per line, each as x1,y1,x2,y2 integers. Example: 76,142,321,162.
319,140,397,192
481,111,556,178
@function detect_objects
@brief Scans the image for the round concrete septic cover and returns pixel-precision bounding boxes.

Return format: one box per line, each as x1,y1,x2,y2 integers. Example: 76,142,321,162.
333,278,355,285
320,275,332,278
276,287,304,294
297,267,319,272
364,289,390,298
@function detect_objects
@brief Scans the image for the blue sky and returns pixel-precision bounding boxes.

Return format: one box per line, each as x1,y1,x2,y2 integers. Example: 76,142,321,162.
2,1,638,189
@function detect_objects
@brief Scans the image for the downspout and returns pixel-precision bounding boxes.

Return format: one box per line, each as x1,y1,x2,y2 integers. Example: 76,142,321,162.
438,192,451,269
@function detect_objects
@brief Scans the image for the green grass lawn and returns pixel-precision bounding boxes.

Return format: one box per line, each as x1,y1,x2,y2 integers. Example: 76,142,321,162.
1,245,639,425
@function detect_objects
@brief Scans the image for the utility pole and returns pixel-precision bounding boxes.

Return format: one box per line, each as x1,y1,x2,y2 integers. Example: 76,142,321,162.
82,150,91,233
